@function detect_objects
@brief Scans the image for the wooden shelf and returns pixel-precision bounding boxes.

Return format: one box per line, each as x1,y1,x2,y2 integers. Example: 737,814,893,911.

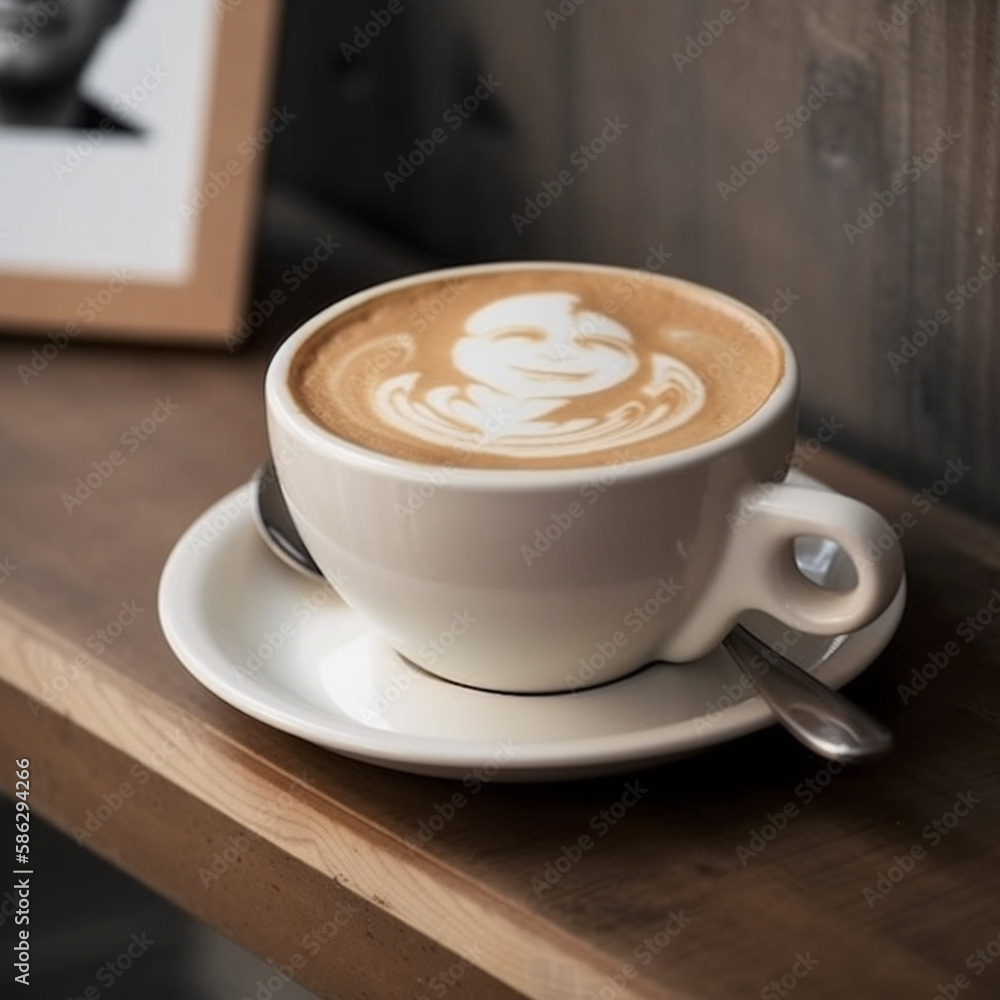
2,338,999,1000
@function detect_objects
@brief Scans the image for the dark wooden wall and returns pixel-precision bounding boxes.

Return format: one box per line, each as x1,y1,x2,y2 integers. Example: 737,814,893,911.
269,0,1000,521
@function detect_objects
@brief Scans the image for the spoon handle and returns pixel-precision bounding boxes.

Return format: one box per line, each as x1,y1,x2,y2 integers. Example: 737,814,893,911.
723,625,893,763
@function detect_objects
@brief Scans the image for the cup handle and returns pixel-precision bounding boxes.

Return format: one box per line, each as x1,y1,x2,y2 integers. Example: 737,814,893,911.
660,483,904,662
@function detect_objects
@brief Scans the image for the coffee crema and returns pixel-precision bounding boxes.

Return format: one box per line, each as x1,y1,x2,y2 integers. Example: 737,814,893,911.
289,268,785,470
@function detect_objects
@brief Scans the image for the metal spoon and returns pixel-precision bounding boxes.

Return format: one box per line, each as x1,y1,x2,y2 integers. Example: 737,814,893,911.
252,459,893,763
722,627,892,763
251,460,322,579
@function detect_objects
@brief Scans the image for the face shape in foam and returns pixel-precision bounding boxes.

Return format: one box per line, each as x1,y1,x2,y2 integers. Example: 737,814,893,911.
375,291,707,461
290,269,786,470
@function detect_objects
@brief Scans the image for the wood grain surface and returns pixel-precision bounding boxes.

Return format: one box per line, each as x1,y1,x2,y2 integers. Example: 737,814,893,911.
274,0,1000,520
1,329,1000,999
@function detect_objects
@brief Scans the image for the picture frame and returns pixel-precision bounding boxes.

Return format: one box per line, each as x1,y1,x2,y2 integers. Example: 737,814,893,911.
0,0,282,345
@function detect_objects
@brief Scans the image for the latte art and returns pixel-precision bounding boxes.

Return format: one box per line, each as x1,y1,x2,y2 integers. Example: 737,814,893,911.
290,268,785,470
374,292,707,459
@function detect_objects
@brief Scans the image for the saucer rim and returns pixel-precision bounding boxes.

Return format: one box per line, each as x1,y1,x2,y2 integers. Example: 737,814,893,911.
158,476,906,777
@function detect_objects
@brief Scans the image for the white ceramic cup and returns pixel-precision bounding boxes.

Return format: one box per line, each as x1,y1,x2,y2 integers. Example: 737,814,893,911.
266,262,903,693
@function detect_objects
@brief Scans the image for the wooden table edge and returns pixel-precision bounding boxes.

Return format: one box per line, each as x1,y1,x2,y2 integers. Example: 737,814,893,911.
0,600,694,1000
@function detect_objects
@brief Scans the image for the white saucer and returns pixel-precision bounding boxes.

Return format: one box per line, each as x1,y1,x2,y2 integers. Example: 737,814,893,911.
158,475,906,781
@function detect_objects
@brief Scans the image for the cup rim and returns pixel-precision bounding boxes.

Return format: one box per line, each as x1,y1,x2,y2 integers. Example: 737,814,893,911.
265,260,799,490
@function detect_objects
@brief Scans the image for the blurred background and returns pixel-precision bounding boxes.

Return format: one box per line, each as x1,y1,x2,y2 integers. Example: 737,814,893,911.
1,0,996,996
3,0,996,515
257,0,998,523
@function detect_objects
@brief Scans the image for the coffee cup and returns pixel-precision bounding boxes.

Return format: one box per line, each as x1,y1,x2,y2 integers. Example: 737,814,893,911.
266,261,903,693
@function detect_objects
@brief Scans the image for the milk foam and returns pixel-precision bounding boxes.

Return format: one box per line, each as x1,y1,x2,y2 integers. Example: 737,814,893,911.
290,268,785,470
372,292,706,459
